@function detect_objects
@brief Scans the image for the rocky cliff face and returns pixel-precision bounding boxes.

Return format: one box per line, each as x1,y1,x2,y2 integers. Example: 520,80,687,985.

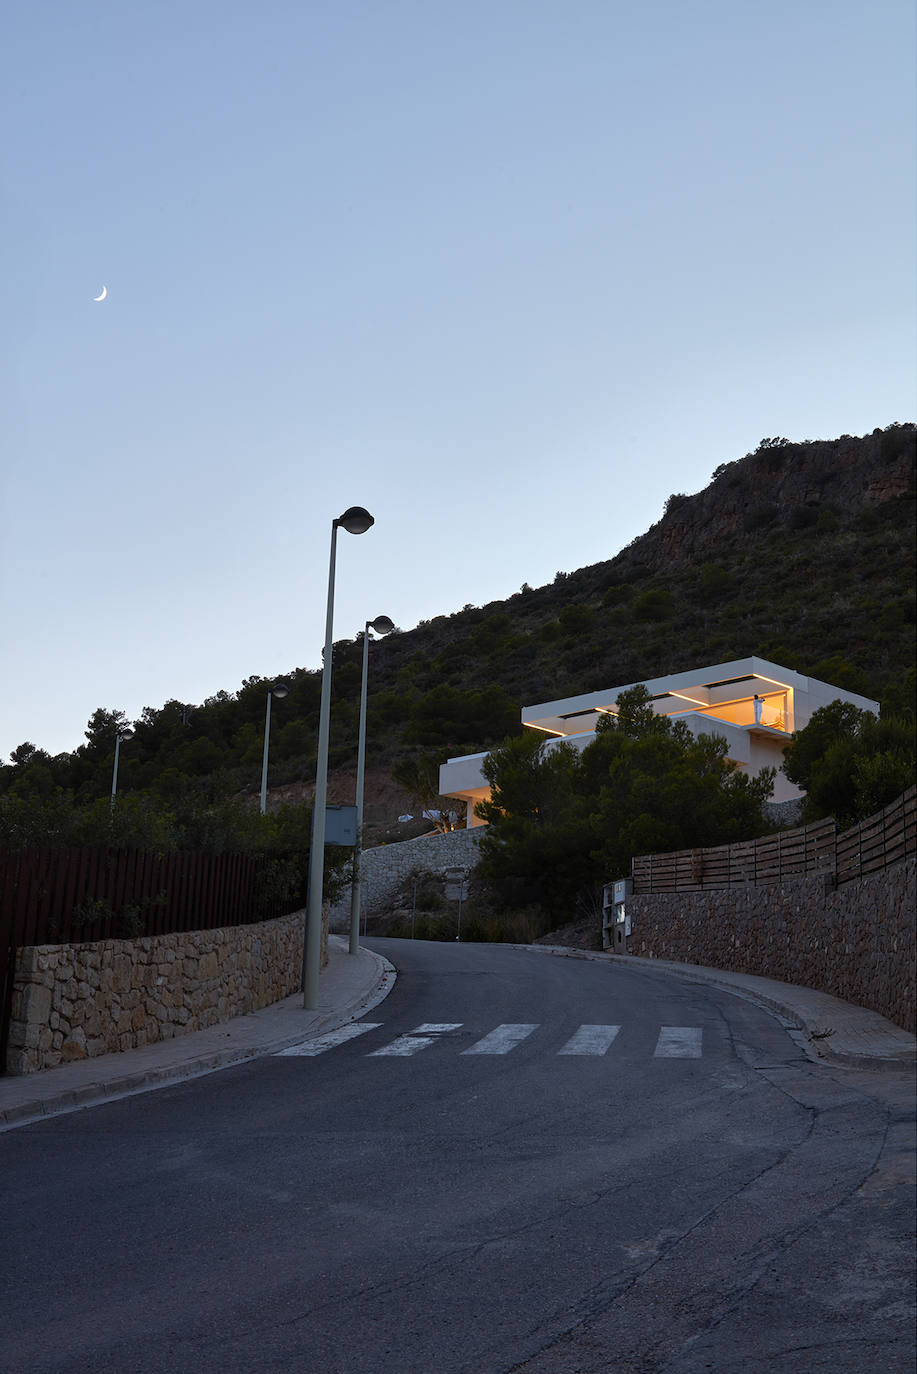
614,425,915,573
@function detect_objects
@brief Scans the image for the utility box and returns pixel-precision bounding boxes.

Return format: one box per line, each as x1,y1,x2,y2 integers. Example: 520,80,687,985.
602,877,633,953
325,805,358,846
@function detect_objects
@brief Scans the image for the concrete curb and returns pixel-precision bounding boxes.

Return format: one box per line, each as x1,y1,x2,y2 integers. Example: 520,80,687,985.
510,944,917,1071
0,945,397,1132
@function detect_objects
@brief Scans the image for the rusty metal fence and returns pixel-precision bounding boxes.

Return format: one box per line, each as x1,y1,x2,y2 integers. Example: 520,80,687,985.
632,786,916,894
0,845,305,1071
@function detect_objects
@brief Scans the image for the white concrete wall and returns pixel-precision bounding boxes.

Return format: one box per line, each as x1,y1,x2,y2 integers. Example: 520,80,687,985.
747,734,798,801
440,751,489,791
795,675,878,726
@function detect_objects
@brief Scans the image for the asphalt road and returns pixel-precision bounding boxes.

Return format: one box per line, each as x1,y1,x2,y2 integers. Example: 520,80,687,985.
2,939,914,1374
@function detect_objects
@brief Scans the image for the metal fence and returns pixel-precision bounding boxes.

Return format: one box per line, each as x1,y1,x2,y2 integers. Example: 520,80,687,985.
632,786,916,894
0,845,305,1069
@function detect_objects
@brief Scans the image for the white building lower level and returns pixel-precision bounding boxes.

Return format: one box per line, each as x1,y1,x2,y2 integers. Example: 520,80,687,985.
439,656,879,824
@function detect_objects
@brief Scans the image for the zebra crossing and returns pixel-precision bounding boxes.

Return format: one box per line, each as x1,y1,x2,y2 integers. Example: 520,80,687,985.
276,1022,705,1060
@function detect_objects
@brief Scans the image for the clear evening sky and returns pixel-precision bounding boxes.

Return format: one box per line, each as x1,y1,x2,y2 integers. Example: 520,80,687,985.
3,1,915,760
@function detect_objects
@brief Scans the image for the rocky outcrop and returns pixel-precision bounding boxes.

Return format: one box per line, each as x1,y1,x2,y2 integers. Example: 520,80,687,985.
612,425,915,575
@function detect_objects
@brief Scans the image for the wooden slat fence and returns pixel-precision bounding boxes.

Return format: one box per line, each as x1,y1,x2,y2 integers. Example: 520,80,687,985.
836,787,916,883
632,786,916,894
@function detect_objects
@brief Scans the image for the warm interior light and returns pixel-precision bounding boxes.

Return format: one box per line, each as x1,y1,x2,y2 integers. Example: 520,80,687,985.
749,673,794,690
659,688,790,732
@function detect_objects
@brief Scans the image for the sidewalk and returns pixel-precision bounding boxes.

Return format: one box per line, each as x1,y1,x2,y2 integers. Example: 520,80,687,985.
0,936,396,1132
521,945,917,1071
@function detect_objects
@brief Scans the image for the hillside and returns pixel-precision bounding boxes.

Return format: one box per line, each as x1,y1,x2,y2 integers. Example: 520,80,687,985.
363,424,914,707
4,424,915,838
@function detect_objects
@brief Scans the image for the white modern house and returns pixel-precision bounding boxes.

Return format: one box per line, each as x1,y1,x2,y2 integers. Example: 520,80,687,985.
439,656,879,823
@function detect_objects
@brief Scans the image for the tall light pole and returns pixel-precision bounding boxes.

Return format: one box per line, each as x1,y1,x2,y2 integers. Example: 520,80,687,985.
303,506,375,1008
260,682,290,815
110,727,133,807
350,614,394,955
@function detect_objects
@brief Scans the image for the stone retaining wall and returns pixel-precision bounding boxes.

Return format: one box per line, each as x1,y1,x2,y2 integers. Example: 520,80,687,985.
626,858,916,1032
6,906,326,1075
329,827,485,930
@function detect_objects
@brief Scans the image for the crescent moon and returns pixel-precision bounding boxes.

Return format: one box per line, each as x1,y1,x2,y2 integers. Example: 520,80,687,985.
93,286,108,302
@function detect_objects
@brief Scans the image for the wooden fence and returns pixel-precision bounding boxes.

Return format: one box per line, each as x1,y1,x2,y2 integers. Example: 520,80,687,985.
836,787,916,883
632,786,916,894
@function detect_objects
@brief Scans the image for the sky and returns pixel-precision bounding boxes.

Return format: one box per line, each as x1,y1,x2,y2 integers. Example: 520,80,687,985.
2,0,915,761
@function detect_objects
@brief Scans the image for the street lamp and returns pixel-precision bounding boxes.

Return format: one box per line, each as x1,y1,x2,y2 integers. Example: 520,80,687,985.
350,614,394,955
260,682,290,815
110,727,133,806
303,506,375,1008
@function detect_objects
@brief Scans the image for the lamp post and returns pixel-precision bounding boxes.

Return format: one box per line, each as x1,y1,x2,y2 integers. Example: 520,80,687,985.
456,871,467,941
110,727,133,807
303,506,375,1009
260,682,290,815
350,614,394,955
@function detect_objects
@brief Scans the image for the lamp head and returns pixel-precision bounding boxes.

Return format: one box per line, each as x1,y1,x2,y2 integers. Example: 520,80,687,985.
369,615,395,636
271,682,290,699
117,728,134,742
337,506,374,535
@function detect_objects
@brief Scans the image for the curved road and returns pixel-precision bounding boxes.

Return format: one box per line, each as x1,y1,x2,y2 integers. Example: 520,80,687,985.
2,939,914,1373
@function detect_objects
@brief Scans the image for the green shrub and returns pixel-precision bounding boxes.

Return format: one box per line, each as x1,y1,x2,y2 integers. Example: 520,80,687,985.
415,888,445,912
632,589,674,621
601,585,630,607
697,564,735,598
559,603,595,635
742,505,779,532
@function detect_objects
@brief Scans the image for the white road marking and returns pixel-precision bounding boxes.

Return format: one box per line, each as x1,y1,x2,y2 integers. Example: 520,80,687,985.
368,1023,463,1057
654,1027,703,1058
558,1024,621,1055
277,1022,706,1061
370,1035,436,1057
276,1023,382,1056
462,1023,539,1055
